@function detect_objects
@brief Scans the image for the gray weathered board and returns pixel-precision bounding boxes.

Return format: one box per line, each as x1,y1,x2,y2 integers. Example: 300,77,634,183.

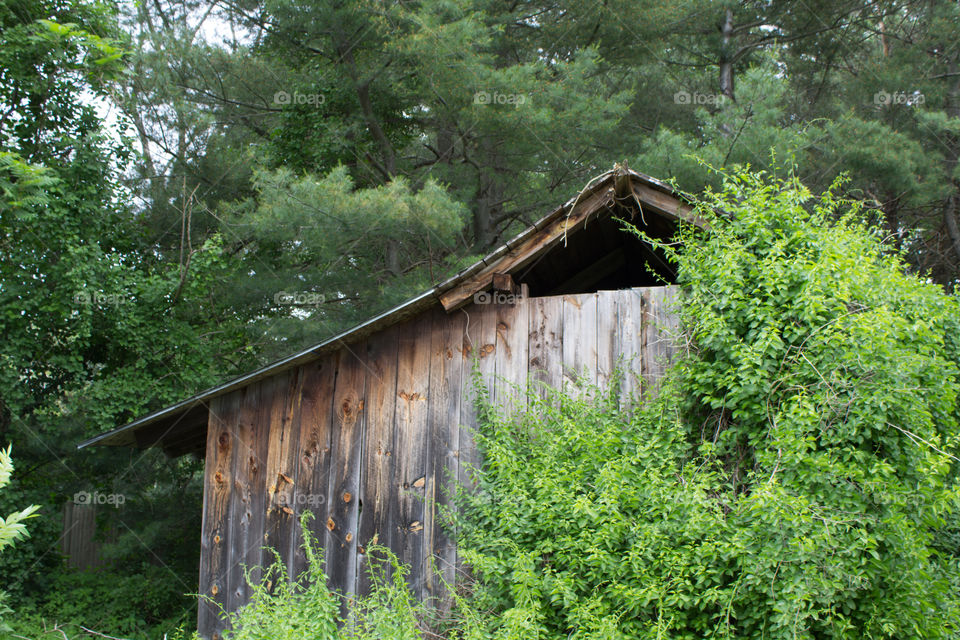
197,286,679,639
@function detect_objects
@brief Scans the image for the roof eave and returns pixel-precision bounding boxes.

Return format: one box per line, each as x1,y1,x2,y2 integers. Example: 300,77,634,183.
78,169,695,451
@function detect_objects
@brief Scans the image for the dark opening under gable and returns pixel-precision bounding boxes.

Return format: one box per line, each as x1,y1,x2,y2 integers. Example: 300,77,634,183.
435,168,697,310
516,208,677,297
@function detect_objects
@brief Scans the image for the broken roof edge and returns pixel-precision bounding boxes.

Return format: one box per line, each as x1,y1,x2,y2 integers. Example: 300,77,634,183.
77,167,696,451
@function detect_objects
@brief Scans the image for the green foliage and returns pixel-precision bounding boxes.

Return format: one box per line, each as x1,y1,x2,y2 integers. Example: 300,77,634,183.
0,0,248,626
454,378,732,639
220,513,426,640
0,447,40,632
10,566,195,640
220,165,469,359
0,448,39,553
455,169,960,638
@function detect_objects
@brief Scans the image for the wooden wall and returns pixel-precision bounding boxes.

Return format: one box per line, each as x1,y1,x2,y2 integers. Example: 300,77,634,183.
61,502,105,569
197,286,679,639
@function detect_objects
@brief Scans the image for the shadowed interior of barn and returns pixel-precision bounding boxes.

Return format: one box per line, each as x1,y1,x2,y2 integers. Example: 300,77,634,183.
78,167,699,639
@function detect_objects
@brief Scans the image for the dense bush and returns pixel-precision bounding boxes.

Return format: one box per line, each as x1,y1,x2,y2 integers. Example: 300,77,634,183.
9,565,196,640
0,446,39,633
213,513,427,640
454,169,960,639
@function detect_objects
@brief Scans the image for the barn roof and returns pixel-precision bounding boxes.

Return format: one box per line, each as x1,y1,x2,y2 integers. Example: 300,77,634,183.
77,165,698,454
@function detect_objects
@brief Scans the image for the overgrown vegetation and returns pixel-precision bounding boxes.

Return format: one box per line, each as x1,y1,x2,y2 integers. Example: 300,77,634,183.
454,169,960,638
9,566,196,640
208,513,427,640
132,168,960,639
6,167,960,638
0,447,39,633
5,0,960,635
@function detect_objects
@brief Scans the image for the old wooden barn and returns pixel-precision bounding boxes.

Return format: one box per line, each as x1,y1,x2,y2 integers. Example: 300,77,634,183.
79,166,697,639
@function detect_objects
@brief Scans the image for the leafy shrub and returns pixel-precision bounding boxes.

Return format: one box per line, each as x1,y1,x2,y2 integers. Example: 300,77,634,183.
219,512,428,640
8,564,195,640
454,168,960,639
0,446,39,632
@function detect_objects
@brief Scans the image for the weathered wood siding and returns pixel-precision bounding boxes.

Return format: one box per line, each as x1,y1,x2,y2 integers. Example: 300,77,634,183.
61,502,105,569
198,286,679,639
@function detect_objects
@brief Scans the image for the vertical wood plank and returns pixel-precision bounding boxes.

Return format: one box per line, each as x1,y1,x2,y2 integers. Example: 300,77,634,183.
458,302,496,494
357,325,400,595
663,285,681,359
292,356,337,581
262,370,302,576
642,287,680,399
225,384,260,615
198,391,240,640
61,502,101,570
455,301,497,591
281,371,305,576
527,295,564,401
393,314,433,599
562,293,598,389
493,293,529,417
424,308,464,605
616,288,644,407
595,290,619,394
240,375,278,598
325,344,367,603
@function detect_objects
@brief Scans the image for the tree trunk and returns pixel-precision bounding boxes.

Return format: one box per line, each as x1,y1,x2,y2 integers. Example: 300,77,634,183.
719,8,736,102
336,41,396,179
473,183,494,250
386,241,401,277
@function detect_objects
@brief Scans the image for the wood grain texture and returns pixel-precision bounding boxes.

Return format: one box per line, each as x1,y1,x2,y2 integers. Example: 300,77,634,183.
225,384,260,614
595,290,619,394
195,286,682,639
357,324,400,595
641,287,680,398
562,293,598,390
325,344,367,601
393,314,433,598
631,182,699,225
198,390,241,640
616,288,644,406
493,293,529,417
262,370,303,577
239,375,277,598
458,302,496,494
527,295,564,401
424,308,464,605
292,356,337,581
